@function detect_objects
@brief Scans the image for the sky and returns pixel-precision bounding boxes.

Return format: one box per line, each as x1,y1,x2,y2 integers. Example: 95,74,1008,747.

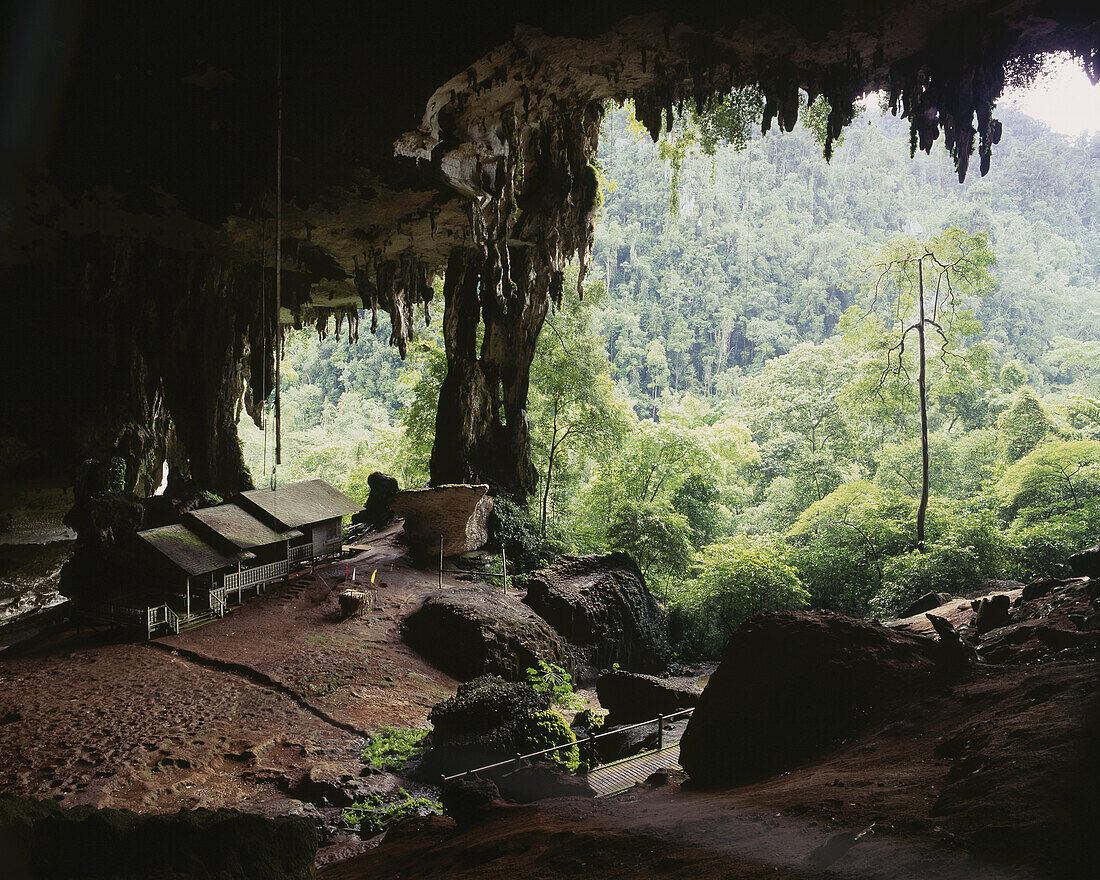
1002,54,1100,135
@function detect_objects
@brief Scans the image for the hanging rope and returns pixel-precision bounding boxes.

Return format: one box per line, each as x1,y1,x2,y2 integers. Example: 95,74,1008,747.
274,4,283,470
261,214,268,479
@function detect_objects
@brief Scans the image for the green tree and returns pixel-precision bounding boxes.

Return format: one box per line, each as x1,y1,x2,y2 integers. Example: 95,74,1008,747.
670,535,809,658
864,227,995,550
530,281,630,536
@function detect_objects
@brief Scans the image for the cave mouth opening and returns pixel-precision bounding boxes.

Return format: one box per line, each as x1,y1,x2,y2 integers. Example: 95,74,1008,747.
240,59,1100,636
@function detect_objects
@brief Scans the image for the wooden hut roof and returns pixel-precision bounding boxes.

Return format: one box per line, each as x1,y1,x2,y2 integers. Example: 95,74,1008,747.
137,524,243,576
238,479,362,530
184,503,301,551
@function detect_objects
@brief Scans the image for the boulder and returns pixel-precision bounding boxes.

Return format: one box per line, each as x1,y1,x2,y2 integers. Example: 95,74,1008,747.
292,762,360,807
596,670,698,725
0,794,317,879
592,718,689,764
1067,544,1100,578
492,764,596,803
402,584,572,681
900,591,951,619
972,593,1012,634
523,552,671,679
429,676,550,749
442,776,507,827
418,676,551,779
593,723,659,764
679,611,939,786
352,471,400,529
391,483,492,556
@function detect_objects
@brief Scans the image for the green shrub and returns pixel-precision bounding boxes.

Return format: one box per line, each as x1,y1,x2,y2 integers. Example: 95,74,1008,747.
360,727,430,772
668,534,809,659
1005,519,1091,580
492,496,557,572
525,661,583,709
341,788,441,836
518,710,579,772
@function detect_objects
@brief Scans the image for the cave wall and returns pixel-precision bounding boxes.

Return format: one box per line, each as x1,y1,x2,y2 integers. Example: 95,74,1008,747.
1,0,1098,506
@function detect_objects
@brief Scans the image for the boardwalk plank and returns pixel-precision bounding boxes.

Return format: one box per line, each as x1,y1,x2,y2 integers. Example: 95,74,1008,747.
587,745,681,797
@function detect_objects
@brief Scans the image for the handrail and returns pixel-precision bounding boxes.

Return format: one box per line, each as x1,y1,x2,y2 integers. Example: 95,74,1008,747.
441,705,694,788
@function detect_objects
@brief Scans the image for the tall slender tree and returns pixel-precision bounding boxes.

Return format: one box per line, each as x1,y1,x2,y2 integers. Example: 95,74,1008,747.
867,227,995,549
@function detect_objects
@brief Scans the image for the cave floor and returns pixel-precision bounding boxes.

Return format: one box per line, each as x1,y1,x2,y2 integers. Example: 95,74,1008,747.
322,655,1098,880
0,525,459,816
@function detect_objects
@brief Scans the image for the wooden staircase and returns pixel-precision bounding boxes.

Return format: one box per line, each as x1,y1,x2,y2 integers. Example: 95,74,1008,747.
177,610,217,632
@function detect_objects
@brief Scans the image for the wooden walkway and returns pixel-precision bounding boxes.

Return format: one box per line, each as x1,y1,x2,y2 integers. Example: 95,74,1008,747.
587,744,682,797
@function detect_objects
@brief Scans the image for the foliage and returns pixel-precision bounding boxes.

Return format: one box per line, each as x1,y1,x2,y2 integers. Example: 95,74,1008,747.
237,99,1100,656
491,495,557,573
359,727,431,773
518,709,580,772
997,389,1057,463
605,498,693,583
667,535,809,658
525,660,584,710
995,439,1100,525
341,788,441,836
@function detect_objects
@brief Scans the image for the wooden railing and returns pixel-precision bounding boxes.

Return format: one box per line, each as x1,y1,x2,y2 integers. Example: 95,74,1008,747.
223,559,287,592
440,707,694,792
289,544,313,565
209,587,227,616
146,604,180,637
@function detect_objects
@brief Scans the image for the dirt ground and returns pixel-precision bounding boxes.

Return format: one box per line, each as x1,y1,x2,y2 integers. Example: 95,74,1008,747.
323,656,1098,880
3,529,1096,879
0,526,459,817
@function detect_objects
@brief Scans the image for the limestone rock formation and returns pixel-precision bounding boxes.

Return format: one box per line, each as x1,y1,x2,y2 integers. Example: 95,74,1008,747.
402,584,571,682
0,794,317,879
899,591,951,619
596,670,698,726
1067,544,1100,578
391,484,492,556
351,471,400,530
418,675,552,778
523,553,671,680
679,611,940,786
4,4,1098,510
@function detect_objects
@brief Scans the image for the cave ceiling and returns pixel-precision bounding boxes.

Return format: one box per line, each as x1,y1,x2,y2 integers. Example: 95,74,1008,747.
1,0,1097,494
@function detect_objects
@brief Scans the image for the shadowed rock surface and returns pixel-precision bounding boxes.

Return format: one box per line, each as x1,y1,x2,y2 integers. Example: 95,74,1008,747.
391,485,492,556
0,794,317,880
418,676,551,779
351,472,399,530
523,552,671,680
596,670,699,725
403,584,571,682
680,611,940,786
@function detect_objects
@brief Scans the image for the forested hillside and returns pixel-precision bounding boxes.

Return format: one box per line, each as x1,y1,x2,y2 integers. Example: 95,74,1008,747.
241,101,1100,658
594,103,1100,403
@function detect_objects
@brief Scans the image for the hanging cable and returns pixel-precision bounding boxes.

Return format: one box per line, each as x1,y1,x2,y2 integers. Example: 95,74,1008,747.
274,2,283,471
261,214,268,478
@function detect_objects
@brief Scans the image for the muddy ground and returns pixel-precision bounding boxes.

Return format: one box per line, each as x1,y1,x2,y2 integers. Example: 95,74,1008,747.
324,656,1098,880
0,527,458,823
2,528,1096,879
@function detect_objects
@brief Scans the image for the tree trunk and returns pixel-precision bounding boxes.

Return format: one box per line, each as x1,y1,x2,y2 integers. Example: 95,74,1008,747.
916,258,930,552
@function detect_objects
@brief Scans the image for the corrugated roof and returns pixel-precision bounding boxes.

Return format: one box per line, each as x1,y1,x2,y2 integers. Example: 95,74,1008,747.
184,503,301,551
238,479,362,529
138,524,242,576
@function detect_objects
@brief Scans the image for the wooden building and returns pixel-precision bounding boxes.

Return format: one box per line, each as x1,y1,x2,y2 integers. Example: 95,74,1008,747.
238,479,361,565
112,479,360,637
136,522,244,629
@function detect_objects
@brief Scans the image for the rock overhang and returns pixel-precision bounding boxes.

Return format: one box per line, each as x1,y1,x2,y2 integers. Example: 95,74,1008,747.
2,0,1098,494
